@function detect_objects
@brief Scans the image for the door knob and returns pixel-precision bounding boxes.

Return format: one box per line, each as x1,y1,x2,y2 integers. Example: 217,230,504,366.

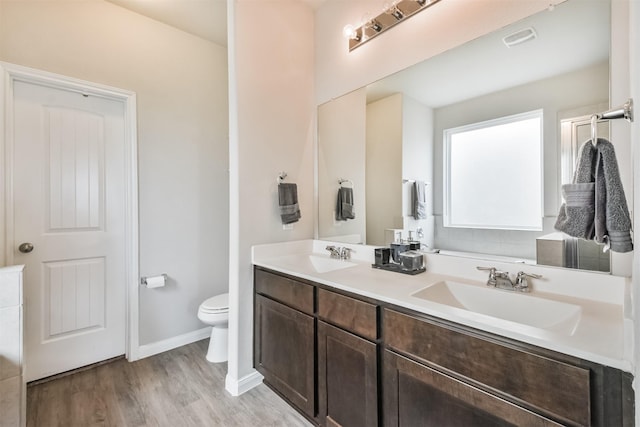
18,242,34,253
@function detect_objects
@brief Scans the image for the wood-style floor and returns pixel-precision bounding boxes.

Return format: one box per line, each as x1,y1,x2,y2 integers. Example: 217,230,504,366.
27,340,313,427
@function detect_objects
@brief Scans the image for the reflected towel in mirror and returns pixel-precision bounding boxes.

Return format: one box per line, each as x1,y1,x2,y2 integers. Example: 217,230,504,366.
336,187,355,221
278,183,301,224
412,181,427,219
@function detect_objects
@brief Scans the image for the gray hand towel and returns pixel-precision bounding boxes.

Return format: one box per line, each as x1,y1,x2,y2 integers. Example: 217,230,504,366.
593,139,633,252
278,183,301,224
412,181,427,220
335,187,355,221
555,138,633,253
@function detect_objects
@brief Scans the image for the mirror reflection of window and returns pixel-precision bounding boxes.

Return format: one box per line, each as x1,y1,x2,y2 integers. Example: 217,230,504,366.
444,109,543,230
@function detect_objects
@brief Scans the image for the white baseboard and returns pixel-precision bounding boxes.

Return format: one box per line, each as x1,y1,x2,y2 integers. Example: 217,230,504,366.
137,326,212,360
225,369,264,396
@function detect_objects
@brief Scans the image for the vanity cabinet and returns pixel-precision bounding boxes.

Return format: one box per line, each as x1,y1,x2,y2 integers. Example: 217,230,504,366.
317,289,378,427
253,266,634,427
254,270,315,419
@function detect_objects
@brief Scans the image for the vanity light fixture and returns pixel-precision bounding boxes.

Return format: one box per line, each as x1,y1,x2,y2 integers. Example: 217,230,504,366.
343,0,442,51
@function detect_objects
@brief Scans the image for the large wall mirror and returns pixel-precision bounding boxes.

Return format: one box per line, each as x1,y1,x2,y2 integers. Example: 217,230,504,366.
317,0,631,275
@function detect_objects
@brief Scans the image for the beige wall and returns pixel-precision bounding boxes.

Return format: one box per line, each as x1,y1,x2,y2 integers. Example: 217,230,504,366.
366,94,403,246
0,0,229,345
227,0,315,387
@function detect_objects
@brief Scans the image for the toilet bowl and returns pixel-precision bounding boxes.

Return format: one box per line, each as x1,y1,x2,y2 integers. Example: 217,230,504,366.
197,293,229,363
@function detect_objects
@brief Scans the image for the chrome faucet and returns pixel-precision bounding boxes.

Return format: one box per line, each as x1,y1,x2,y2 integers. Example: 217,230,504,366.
476,266,541,292
325,245,353,260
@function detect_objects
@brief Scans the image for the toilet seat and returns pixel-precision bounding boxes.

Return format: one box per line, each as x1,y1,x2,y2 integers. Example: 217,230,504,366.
199,293,229,313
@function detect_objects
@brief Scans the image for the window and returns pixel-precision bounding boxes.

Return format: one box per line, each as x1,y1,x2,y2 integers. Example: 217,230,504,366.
443,110,543,230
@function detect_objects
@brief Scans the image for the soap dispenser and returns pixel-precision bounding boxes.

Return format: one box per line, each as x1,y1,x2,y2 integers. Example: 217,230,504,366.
390,231,410,263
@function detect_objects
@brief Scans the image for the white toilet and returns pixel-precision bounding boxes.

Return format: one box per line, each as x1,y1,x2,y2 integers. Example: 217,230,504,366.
197,293,229,363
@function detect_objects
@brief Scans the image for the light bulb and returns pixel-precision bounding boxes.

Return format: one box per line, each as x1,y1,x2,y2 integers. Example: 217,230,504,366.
342,24,356,40
383,0,403,20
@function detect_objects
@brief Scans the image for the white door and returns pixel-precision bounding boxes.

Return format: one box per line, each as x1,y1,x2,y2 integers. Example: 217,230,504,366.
12,80,127,382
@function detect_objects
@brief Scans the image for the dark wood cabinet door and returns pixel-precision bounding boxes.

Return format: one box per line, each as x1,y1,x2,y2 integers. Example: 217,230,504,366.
254,294,315,418
318,321,378,427
383,350,562,427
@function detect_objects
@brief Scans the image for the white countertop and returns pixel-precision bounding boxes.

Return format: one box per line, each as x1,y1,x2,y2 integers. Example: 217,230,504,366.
252,240,632,372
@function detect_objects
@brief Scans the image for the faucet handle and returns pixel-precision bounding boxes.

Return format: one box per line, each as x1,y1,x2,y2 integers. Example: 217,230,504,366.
340,247,353,260
515,271,542,291
476,266,497,286
516,271,542,280
325,245,340,258
476,266,496,275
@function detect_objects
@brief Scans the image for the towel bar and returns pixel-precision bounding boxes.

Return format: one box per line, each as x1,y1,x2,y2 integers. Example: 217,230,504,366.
591,98,634,146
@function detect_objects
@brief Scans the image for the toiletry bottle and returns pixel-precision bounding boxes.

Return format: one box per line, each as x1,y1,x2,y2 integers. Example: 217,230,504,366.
390,231,409,263
407,230,420,250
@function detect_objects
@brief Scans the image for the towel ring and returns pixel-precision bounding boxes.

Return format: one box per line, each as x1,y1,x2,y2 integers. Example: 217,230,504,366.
338,178,354,188
277,172,287,184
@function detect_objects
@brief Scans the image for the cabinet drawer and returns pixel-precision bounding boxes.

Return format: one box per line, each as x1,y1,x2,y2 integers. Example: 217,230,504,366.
383,350,562,427
383,309,591,427
255,268,314,315
318,288,377,341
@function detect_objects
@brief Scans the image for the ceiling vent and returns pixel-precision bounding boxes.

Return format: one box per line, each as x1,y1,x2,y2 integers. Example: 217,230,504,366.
503,27,537,48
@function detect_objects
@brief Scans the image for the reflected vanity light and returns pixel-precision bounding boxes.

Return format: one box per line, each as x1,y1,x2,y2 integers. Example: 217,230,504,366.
343,0,441,51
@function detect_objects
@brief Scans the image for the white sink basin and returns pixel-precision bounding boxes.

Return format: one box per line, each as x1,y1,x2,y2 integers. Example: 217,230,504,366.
308,255,356,273
411,280,582,335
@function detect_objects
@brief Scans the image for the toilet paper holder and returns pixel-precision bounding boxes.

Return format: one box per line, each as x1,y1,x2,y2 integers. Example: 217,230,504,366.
140,273,168,287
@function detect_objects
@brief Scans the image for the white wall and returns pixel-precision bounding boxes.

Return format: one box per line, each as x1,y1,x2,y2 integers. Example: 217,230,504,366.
0,1,229,346
631,0,640,423
318,88,367,242
431,63,609,259
227,0,315,393
366,94,403,246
